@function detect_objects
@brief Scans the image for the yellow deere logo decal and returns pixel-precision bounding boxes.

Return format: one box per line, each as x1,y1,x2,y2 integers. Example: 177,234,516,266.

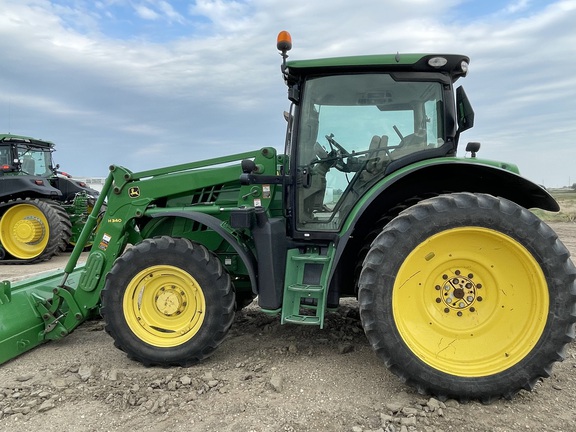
128,187,140,198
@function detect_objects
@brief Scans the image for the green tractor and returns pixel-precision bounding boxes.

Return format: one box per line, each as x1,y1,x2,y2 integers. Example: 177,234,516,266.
0,134,100,263
1,32,574,402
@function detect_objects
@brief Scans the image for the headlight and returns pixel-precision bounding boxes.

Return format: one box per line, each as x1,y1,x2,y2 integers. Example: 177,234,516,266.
428,57,448,68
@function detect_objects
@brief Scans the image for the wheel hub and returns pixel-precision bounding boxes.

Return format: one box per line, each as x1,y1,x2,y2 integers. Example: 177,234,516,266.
12,217,44,244
435,269,483,315
155,286,187,316
123,264,207,348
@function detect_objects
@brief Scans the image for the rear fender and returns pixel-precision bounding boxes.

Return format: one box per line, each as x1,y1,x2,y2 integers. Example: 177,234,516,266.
0,176,62,202
53,177,100,202
329,160,559,295
344,160,558,240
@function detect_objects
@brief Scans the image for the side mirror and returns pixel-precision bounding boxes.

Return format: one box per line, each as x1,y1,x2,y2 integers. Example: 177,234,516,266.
465,141,481,157
456,86,474,133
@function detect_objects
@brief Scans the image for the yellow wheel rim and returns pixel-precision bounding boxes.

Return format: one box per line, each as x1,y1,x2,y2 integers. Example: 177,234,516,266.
0,203,49,259
123,265,206,348
393,227,548,377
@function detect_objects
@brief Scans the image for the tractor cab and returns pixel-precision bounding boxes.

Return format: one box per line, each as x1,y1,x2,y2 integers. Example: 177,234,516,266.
0,134,55,176
276,32,474,239
0,134,99,202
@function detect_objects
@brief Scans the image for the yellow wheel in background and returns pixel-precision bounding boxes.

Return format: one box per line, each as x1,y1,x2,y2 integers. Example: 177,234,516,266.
0,203,49,258
123,265,206,348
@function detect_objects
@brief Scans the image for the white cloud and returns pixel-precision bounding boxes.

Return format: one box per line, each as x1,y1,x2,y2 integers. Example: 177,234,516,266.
504,0,531,14
157,0,185,23
133,4,159,21
0,0,573,186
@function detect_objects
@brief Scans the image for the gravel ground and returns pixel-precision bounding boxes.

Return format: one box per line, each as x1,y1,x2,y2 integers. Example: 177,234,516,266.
0,222,575,432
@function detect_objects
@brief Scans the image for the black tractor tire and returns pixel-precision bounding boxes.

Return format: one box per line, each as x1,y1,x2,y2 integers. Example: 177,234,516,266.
0,198,72,263
101,236,235,366
352,193,440,293
358,192,576,402
45,200,73,254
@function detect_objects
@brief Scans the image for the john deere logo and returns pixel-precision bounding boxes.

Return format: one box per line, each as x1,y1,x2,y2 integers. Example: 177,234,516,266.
128,187,140,198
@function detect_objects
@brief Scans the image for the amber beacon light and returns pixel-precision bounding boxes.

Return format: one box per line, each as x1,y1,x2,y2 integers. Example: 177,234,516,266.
276,31,292,53
277,31,292,74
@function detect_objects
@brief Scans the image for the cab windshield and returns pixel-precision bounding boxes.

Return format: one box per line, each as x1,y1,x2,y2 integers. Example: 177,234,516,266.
16,145,53,177
296,73,445,231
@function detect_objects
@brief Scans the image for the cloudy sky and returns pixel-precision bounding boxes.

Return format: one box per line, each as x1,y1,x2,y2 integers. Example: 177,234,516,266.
0,0,574,187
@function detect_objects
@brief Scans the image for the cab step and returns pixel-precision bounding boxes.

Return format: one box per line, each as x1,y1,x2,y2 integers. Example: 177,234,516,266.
281,245,335,329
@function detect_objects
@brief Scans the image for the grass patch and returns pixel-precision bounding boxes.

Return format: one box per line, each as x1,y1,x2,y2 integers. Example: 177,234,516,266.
533,189,576,222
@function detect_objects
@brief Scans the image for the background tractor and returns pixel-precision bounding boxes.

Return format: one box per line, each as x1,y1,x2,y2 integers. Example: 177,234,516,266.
0,134,100,263
1,32,574,402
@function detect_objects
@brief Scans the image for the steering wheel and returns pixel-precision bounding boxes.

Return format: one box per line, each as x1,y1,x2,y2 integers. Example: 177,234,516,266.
325,134,351,172
325,134,351,156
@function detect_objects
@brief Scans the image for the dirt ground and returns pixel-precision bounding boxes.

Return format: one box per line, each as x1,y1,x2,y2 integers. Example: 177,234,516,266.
1,222,575,432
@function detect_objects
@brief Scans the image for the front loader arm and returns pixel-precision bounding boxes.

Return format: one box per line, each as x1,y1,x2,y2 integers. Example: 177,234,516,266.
0,147,279,365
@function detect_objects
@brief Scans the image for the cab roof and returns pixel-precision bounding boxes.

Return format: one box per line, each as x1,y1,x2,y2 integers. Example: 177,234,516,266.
286,53,470,81
0,133,55,149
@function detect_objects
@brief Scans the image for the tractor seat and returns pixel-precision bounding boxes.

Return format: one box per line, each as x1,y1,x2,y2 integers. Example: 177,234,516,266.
365,135,389,174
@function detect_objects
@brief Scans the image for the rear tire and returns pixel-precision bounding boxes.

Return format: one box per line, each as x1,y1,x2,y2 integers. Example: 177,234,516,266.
358,192,576,401
0,198,71,262
101,236,235,366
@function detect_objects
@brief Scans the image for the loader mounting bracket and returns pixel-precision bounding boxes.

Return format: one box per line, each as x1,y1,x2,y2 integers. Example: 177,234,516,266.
33,287,85,340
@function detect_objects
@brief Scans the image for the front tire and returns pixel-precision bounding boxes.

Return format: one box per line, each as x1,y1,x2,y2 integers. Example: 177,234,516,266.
101,236,235,366
358,192,576,401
